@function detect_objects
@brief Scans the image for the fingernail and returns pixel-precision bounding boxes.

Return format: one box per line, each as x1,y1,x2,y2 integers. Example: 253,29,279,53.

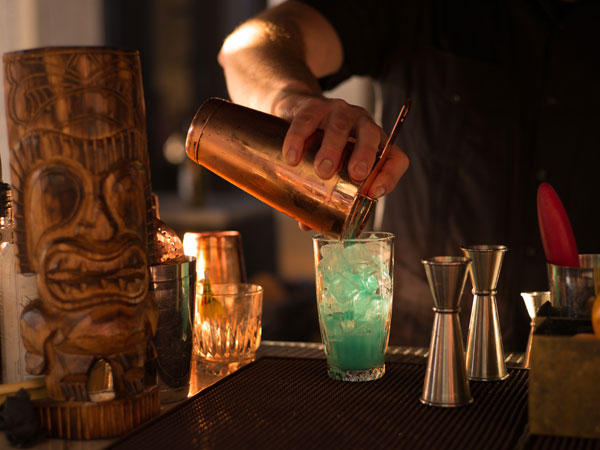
371,186,385,198
285,148,298,164
354,161,369,179
317,159,333,176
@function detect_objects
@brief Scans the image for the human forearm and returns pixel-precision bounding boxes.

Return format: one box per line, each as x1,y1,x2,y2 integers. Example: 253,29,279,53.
217,1,409,199
218,1,342,114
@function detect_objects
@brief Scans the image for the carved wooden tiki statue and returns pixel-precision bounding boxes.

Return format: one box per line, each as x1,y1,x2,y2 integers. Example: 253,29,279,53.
3,47,159,437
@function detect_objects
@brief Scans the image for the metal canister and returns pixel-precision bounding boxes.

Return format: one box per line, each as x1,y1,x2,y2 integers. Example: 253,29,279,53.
547,254,600,318
149,256,196,403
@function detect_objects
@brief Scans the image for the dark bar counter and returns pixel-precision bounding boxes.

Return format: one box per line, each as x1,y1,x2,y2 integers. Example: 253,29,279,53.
105,341,598,450
9,341,599,450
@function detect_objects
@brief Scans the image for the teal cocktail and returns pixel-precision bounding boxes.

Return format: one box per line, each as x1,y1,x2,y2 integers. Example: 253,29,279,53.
313,232,394,381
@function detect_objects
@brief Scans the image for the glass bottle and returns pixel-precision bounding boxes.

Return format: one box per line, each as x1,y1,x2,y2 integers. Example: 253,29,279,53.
152,193,184,264
0,181,39,383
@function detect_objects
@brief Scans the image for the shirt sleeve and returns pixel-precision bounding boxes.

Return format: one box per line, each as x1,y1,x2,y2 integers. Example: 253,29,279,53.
297,0,418,88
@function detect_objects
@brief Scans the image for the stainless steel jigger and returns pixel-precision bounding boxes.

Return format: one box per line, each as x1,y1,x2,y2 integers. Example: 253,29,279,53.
520,291,551,369
461,245,509,381
421,256,473,407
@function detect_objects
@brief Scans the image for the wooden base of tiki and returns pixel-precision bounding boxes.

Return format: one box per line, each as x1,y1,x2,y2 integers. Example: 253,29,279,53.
34,387,160,440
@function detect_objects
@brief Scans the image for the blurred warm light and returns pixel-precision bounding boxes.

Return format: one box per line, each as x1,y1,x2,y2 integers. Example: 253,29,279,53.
183,232,207,285
163,131,186,164
183,233,203,261
182,234,196,257
196,251,206,277
183,233,207,338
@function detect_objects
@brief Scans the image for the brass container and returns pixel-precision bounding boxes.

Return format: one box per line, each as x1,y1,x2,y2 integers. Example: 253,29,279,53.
185,98,376,239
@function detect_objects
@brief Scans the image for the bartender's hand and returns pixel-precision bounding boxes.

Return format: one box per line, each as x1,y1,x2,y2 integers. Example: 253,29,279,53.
273,91,409,200
218,0,409,225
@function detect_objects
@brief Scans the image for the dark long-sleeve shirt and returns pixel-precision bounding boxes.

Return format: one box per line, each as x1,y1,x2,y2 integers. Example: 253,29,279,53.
301,0,600,349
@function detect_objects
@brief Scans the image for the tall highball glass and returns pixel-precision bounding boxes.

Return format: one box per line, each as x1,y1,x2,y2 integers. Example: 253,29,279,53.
313,232,394,382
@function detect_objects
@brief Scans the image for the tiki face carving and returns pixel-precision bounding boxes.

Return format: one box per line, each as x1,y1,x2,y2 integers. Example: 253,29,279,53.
25,157,149,310
5,48,155,275
3,47,158,402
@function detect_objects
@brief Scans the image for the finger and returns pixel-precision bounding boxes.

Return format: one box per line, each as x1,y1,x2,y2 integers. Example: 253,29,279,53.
347,115,381,183
298,222,312,231
314,100,354,179
283,107,322,165
367,145,409,198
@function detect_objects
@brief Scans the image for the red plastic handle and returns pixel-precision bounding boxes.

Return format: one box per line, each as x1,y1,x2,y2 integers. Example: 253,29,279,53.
536,182,579,268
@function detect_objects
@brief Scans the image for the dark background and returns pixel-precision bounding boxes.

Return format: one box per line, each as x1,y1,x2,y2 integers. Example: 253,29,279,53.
103,0,266,192
102,0,320,342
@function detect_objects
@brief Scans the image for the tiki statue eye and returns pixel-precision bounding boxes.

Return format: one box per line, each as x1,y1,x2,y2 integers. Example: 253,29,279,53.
104,164,146,235
30,168,82,228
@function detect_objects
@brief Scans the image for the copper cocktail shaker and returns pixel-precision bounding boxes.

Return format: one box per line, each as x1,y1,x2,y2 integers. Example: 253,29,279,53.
185,98,376,239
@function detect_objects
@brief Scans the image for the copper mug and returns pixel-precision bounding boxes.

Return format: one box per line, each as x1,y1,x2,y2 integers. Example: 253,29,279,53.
185,98,377,239
182,230,247,285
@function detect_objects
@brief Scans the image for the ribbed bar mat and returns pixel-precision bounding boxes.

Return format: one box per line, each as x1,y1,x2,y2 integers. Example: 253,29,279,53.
108,357,600,450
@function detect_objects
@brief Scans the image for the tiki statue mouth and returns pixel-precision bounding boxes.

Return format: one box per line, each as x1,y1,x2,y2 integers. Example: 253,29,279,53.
42,239,148,309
